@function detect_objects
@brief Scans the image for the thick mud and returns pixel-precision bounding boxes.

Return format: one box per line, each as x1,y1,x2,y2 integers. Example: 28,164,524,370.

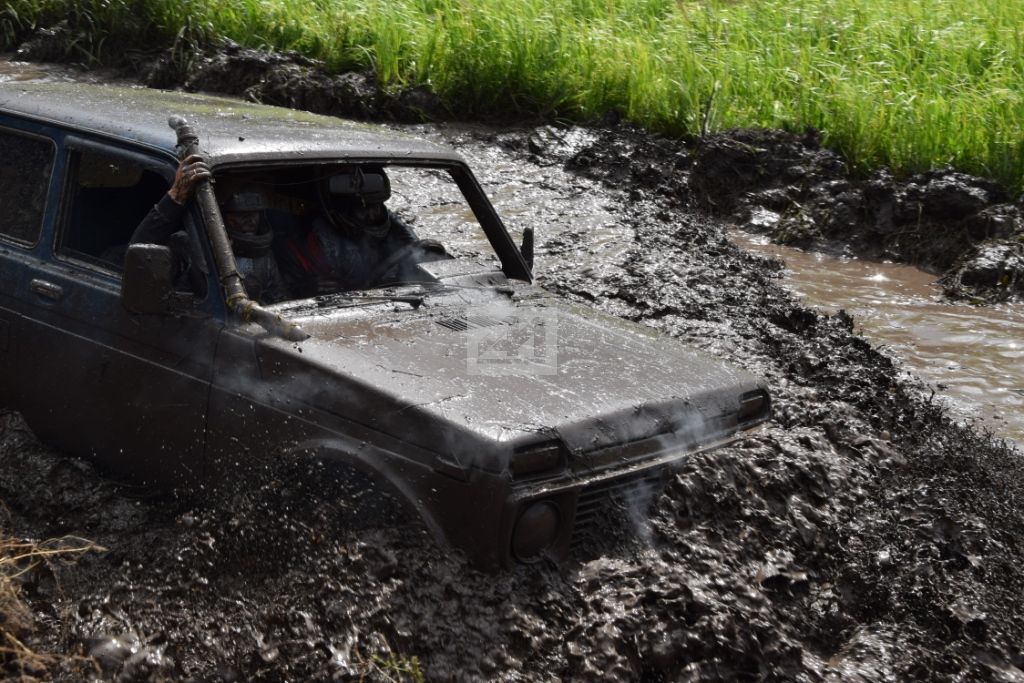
3,53,1024,681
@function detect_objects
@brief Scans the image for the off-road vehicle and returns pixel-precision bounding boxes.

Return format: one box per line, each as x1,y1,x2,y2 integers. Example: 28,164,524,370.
0,82,770,567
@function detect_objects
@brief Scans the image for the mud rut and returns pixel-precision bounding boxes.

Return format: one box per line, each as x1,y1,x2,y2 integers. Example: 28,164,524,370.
2,57,1024,682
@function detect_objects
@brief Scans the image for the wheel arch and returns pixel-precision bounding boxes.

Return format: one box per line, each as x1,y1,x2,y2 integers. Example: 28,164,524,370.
279,436,448,545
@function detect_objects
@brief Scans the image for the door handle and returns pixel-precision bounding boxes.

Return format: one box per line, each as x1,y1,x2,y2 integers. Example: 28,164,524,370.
30,279,65,301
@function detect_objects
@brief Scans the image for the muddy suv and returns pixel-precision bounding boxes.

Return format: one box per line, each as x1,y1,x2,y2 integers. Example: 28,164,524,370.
0,82,770,568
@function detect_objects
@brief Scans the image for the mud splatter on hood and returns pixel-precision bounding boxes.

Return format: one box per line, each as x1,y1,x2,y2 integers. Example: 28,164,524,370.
255,293,761,464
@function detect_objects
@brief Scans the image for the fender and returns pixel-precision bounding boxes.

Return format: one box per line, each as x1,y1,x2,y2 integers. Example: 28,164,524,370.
279,437,449,545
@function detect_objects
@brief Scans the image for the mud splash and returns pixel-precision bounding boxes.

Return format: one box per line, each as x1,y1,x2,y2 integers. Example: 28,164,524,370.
2,58,1024,681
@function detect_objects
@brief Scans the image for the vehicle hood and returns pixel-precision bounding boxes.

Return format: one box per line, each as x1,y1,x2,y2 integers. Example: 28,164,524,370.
255,291,764,471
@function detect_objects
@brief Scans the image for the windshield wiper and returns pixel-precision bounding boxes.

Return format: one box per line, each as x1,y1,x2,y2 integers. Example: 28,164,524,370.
319,293,425,309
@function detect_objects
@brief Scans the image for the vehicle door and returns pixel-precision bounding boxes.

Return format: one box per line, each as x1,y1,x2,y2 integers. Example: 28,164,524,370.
0,120,60,412
14,134,222,488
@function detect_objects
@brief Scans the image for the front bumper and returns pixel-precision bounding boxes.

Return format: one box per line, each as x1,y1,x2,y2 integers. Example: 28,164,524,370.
497,428,759,566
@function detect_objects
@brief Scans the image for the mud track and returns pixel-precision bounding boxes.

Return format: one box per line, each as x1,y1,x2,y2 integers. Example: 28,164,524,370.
2,47,1024,681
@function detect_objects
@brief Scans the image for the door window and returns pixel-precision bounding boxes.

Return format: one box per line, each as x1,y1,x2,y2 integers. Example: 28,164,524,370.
0,128,55,246
58,147,170,270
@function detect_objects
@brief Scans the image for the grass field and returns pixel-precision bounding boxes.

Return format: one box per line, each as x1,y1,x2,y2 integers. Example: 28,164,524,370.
4,0,1023,191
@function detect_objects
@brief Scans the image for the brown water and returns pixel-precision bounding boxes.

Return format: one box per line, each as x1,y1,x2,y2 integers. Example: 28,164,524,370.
0,61,48,82
732,231,1024,449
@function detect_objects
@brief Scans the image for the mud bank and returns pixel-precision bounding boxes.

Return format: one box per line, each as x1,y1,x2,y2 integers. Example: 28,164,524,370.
1,88,1023,679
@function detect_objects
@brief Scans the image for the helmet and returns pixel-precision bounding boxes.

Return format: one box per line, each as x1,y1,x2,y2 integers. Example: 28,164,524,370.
322,168,392,239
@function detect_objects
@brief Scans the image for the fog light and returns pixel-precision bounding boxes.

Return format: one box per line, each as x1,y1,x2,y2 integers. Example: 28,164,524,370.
511,501,560,562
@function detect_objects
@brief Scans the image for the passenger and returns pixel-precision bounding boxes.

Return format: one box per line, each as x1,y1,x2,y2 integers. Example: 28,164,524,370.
217,186,290,305
281,168,437,296
131,156,288,304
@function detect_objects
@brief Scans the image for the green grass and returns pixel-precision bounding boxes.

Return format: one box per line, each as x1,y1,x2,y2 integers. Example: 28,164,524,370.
5,0,1024,191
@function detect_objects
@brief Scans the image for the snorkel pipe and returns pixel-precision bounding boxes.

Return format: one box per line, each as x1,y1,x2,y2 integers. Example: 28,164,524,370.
168,115,307,342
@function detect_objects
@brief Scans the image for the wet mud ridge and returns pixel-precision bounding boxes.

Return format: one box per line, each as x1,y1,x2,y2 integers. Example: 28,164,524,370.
1,54,1023,680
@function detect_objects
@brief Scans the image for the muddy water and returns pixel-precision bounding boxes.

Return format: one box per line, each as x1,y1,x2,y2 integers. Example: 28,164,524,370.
732,231,1024,449
0,59,53,82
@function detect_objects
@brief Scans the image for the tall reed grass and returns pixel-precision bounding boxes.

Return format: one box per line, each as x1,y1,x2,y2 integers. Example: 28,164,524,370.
5,0,1023,190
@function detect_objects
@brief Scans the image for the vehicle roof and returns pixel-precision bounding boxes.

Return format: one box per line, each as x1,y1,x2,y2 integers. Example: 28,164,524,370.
0,81,463,166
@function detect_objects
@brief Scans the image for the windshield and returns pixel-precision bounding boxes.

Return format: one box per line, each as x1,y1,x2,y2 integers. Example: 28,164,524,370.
210,161,525,308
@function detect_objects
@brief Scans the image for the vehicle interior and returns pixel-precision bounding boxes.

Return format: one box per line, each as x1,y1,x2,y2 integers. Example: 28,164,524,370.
216,162,500,305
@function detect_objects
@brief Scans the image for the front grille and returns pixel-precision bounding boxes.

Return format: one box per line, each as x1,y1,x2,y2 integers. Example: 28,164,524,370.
571,467,667,550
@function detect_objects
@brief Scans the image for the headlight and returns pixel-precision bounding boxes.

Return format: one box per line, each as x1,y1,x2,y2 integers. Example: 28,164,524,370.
511,501,561,562
510,441,566,479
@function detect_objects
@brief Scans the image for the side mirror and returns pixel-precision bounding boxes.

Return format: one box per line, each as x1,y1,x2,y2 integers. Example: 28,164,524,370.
121,243,175,314
520,227,534,271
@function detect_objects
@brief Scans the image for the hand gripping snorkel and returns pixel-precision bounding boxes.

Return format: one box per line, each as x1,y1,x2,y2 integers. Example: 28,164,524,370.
168,115,307,342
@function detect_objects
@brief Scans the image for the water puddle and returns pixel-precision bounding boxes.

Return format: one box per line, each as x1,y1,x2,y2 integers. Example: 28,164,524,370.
0,58,63,83
733,231,1023,449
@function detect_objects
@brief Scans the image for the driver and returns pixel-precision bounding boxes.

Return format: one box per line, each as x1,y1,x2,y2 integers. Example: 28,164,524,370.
131,160,288,304
282,168,423,296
